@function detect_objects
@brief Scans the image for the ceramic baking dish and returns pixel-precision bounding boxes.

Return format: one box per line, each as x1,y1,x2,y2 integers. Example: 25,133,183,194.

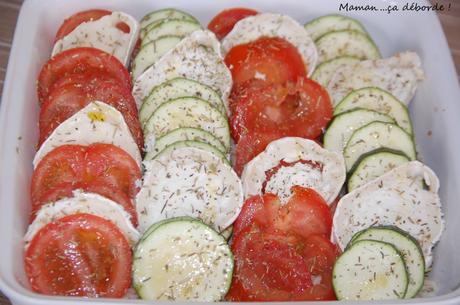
0,0,459,304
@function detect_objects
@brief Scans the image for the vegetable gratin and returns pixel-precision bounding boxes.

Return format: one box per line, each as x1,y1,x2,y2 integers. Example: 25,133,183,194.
21,4,445,302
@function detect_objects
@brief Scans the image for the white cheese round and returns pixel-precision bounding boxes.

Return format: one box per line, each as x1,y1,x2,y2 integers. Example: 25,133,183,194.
34,101,142,168
24,191,140,248
136,147,243,233
328,51,424,106
52,11,139,67
332,161,444,267
241,137,346,205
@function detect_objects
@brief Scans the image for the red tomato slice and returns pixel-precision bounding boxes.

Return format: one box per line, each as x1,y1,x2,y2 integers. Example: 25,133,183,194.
229,187,337,301
292,272,337,301
38,71,143,151
30,144,141,204
225,37,306,86
301,234,340,276
233,186,332,240
233,131,283,176
207,8,258,40
227,231,313,301
31,181,138,227
277,186,333,239
85,144,140,198
54,9,130,42
232,193,278,238
231,77,333,142
37,47,131,104
25,213,132,297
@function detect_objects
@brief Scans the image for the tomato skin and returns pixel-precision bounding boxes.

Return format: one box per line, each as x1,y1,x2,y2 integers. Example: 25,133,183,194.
31,181,138,227
231,77,333,142
207,8,258,40
31,144,141,204
225,37,306,86
25,213,132,297
37,47,131,104
38,72,143,151
330,195,341,216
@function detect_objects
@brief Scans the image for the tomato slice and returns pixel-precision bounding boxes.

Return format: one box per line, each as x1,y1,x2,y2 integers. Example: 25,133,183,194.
302,234,340,275
227,231,313,301
233,186,332,240
31,181,138,227
37,47,131,104
207,8,258,40
54,9,130,42
25,213,132,297
228,187,337,301
225,37,306,86
278,186,333,239
85,144,140,198
231,77,332,142
31,144,141,204
232,193,278,238
38,71,143,151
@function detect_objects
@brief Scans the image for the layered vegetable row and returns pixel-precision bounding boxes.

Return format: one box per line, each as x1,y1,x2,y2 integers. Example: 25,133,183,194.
23,6,444,303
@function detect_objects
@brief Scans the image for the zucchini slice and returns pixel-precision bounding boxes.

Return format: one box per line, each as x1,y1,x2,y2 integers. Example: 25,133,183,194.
133,217,233,301
304,14,368,41
343,121,416,171
152,127,227,157
132,36,182,81
146,140,229,164
333,240,408,300
348,149,410,191
140,8,198,37
144,97,230,151
140,77,226,127
334,87,413,135
316,30,381,63
142,19,202,47
323,109,394,153
348,226,425,298
311,56,360,87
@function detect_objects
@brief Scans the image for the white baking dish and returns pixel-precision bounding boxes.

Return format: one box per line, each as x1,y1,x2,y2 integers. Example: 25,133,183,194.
0,0,459,304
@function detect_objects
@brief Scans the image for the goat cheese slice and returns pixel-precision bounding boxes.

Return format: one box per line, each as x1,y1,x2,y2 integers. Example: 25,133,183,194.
24,190,140,247
34,101,142,168
136,147,243,234
241,137,346,205
332,161,444,267
52,11,139,66
328,51,424,106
